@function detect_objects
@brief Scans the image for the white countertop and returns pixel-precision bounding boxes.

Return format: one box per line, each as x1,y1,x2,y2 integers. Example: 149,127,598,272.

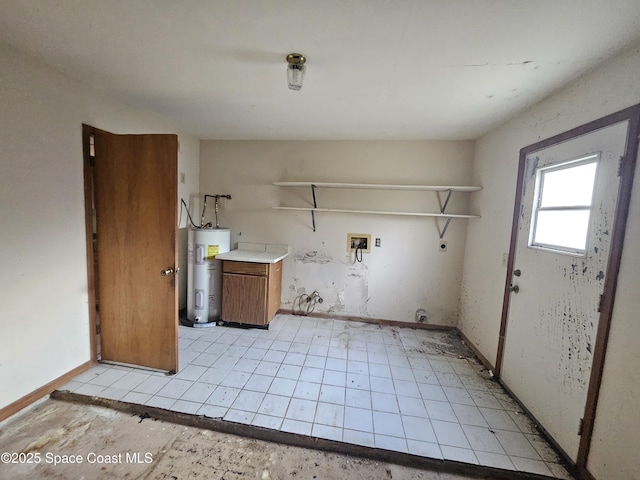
216,243,289,264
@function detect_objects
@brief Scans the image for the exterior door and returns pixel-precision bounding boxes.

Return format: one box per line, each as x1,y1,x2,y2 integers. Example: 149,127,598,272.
500,120,629,461
93,129,178,372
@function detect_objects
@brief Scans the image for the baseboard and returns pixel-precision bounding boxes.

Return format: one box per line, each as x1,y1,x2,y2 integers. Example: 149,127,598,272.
279,310,497,370
277,309,456,331
456,329,495,372
0,360,93,422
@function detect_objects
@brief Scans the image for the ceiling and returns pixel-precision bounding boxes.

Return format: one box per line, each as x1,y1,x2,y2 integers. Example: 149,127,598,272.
1,1,640,140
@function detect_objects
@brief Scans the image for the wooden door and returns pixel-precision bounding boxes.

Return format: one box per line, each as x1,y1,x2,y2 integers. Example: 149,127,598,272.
499,120,629,461
93,129,178,372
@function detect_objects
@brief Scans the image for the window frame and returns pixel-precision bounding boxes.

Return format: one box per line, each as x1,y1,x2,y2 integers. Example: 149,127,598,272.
528,153,600,257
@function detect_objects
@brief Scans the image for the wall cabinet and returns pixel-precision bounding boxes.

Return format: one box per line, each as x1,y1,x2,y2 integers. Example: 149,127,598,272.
221,260,282,326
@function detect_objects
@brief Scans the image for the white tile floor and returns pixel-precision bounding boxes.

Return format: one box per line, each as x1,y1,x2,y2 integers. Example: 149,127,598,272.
63,314,571,479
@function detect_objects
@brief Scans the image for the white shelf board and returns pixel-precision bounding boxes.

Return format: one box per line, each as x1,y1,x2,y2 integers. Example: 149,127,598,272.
272,206,480,219
273,181,482,192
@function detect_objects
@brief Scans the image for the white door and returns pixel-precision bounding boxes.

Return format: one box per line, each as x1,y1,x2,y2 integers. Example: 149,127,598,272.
500,120,629,461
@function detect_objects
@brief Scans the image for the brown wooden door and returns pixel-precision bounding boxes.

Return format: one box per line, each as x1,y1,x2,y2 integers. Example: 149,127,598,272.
94,130,178,372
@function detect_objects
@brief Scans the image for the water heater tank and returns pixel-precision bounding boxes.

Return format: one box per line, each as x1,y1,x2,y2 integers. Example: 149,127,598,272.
187,228,231,323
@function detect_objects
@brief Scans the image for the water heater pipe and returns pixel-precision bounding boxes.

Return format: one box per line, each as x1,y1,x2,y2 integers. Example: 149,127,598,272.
201,194,232,228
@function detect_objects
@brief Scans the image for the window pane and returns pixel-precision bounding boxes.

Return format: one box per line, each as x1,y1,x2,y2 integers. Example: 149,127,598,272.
540,162,597,208
533,210,591,251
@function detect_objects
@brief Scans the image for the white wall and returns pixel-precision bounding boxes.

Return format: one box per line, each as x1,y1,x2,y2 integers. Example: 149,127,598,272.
200,140,475,325
0,44,199,413
177,136,201,310
458,42,640,478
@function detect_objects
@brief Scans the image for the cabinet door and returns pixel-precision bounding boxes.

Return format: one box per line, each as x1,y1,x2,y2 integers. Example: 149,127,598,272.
222,273,268,325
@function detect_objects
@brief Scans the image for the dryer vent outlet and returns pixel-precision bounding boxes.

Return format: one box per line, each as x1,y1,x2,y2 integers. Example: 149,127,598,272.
416,309,429,323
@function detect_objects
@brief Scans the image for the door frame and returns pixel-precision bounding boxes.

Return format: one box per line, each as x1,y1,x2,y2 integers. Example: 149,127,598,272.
495,104,640,477
82,124,100,363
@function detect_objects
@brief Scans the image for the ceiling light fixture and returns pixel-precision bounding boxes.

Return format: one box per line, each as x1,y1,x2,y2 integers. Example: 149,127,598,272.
286,53,306,91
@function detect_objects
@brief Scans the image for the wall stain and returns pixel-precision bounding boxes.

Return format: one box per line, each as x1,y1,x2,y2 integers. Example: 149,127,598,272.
523,156,540,197
294,251,332,264
537,256,602,395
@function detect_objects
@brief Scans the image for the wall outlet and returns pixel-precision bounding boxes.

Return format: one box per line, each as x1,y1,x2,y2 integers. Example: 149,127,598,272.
375,238,381,247
439,241,448,252
347,233,371,253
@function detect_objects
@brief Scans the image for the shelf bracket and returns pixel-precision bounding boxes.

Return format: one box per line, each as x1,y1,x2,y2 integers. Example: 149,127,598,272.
439,189,453,214
437,189,454,239
438,217,453,239
310,184,317,232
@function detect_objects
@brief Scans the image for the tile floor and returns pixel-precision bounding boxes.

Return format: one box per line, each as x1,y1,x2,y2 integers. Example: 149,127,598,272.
62,314,571,479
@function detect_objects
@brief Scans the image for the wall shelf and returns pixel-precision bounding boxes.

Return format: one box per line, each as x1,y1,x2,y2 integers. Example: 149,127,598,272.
272,181,482,238
273,181,482,192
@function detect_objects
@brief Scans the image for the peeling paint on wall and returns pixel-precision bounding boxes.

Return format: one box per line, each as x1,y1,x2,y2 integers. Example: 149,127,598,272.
290,250,370,317
330,290,345,314
295,251,333,264
200,138,477,325
340,260,370,315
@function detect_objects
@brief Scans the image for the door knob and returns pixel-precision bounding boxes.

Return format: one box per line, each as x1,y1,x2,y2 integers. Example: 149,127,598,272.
160,268,174,276
513,269,521,277
509,284,520,293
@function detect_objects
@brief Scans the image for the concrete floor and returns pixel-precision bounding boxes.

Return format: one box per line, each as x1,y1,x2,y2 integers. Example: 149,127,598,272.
0,397,521,480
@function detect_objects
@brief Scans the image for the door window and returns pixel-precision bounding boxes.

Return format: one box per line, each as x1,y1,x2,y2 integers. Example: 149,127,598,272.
529,154,599,255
